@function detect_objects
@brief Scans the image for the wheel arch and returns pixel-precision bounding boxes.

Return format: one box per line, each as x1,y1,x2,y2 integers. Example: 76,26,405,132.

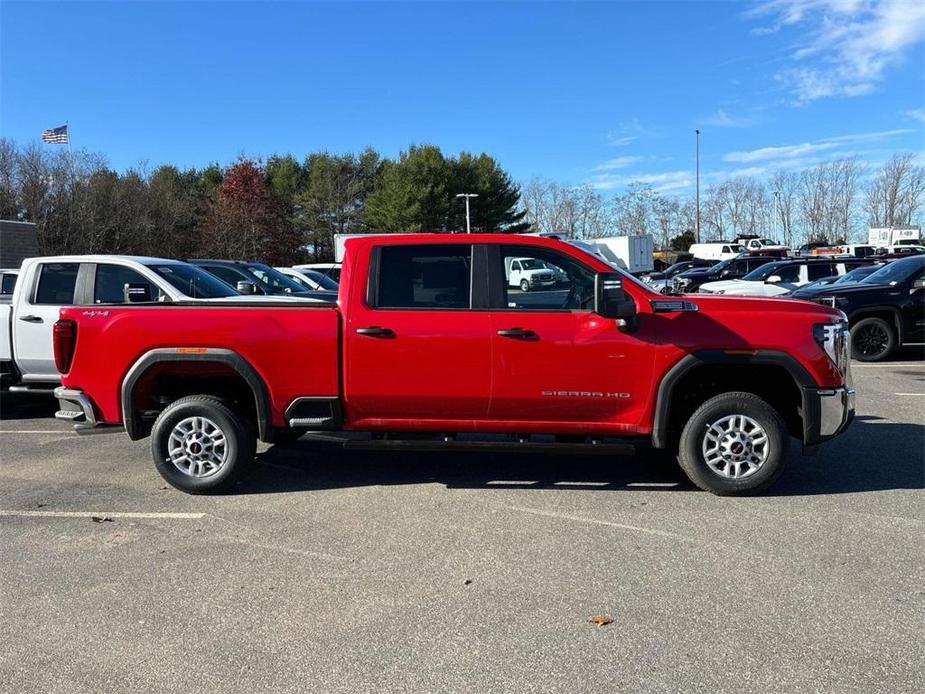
121,348,272,442
651,350,816,449
847,306,901,340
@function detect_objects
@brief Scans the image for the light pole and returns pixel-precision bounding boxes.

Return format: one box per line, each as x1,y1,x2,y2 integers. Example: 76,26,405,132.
456,193,478,233
695,129,701,243
773,190,782,245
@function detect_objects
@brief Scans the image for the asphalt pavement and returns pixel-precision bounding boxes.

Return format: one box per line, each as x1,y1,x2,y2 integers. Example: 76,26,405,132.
1,353,923,693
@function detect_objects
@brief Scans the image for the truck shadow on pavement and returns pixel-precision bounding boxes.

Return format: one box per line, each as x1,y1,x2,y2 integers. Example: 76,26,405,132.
240,417,924,497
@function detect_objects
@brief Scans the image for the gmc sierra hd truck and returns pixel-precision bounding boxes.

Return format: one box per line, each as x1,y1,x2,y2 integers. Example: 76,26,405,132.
54,234,855,495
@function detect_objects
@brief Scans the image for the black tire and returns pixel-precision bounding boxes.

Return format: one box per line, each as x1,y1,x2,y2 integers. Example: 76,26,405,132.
151,395,256,494
520,279,530,292
677,391,788,496
851,317,895,362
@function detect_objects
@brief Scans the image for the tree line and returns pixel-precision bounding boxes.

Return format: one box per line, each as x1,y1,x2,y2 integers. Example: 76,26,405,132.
1,136,922,264
522,154,925,249
0,140,527,263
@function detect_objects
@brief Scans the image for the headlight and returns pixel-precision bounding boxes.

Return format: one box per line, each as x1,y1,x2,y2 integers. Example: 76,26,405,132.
813,320,850,375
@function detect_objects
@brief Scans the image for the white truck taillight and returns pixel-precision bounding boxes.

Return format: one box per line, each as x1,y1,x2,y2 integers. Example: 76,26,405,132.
53,319,77,374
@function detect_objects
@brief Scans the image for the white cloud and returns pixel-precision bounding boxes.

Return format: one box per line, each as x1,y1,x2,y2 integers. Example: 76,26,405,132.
904,108,925,122
604,119,659,146
590,169,693,193
748,0,925,102
593,156,644,171
605,135,637,147
723,128,913,162
701,109,756,128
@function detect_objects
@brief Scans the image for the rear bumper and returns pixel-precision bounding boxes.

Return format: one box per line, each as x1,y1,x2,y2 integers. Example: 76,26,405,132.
802,386,855,447
54,387,104,433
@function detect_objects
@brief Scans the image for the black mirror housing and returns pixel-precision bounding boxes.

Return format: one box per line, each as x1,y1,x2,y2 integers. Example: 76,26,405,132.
123,283,153,303
595,272,636,320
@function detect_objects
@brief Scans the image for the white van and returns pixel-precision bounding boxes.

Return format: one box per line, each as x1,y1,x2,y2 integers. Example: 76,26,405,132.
689,243,746,261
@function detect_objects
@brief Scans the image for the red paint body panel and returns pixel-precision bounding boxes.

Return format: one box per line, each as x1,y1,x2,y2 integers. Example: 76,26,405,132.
59,233,847,437
59,305,340,426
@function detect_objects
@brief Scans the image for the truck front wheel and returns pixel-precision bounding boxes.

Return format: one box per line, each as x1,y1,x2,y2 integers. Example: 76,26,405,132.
151,395,256,494
677,392,788,495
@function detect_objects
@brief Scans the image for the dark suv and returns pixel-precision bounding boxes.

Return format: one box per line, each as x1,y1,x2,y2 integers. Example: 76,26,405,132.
190,260,337,301
796,255,924,361
671,255,776,294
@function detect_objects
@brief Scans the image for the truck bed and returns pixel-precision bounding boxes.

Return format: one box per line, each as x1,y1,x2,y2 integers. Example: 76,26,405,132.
59,304,340,427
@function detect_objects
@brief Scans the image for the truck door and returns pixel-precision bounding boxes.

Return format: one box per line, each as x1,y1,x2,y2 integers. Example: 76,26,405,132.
344,243,492,426
486,244,654,432
12,261,82,382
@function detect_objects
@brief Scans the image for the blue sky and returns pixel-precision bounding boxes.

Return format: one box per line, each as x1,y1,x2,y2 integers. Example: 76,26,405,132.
2,1,923,195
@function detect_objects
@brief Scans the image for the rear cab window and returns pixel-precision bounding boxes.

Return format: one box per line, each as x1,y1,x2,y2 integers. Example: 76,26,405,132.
33,263,80,305
374,245,472,309
93,264,160,303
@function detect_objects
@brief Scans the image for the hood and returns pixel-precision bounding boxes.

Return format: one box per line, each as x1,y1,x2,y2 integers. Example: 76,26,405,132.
698,279,745,292
796,282,889,299
681,292,843,319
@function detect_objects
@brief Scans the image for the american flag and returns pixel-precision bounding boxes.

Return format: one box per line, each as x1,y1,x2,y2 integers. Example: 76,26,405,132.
41,125,69,144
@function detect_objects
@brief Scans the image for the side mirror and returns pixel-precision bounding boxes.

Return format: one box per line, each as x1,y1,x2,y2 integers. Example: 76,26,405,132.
913,278,925,289
595,273,637,329
236,281,257,295
123,283,153,303
766,275,782,283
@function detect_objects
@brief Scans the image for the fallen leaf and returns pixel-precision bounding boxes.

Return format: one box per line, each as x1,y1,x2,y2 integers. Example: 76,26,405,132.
463,579,472,586
587,614,613,627
91,516,113,523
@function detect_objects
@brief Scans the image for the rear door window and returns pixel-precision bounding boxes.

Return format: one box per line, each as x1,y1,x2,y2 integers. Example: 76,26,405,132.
376,245,472,309
775,264,801,282
93,264,159,303
806,263,835,281
1,273,16,295
33,263,79,305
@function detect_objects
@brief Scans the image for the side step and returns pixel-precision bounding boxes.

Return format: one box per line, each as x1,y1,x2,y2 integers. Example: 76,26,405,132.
343,438,636,456
9,385,57,394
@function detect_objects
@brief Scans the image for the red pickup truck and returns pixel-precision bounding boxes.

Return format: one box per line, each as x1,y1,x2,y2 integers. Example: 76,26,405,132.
54,234,854,495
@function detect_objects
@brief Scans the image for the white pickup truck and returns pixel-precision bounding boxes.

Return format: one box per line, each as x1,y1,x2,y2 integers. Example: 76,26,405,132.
1,255,320,392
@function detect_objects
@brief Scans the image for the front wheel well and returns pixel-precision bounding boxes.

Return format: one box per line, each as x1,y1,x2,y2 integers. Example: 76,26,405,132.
658,363,804,448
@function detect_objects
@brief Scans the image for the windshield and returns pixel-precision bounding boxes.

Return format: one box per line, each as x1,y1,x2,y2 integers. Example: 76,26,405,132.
246,264,305,293
146,263,238,298
519,259,545,270
861,257,924,285
833,266,879,284
742,262,786,281
300,269,339,290
730,245,746,253
758,238,778,245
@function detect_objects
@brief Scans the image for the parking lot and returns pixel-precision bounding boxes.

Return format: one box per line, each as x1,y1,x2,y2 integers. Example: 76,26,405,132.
1,354,922,694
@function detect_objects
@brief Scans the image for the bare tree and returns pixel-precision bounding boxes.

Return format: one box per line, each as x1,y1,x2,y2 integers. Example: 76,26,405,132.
866,153,925,227
769,171,799,247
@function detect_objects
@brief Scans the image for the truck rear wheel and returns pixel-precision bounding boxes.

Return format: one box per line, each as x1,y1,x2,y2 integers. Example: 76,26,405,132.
151,395,256,494
677,392,788,496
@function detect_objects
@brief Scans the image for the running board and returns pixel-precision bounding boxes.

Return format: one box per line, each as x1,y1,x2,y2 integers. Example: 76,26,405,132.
342,439,636,456
9,385,57,394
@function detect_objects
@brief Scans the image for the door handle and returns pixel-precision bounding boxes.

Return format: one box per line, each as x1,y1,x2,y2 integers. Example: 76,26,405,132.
19,315,43,323
497,327,538,340
356,326,395,338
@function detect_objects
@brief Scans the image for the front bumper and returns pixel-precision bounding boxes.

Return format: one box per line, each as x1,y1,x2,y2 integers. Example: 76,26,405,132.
54,387,102,433
802,386,855,447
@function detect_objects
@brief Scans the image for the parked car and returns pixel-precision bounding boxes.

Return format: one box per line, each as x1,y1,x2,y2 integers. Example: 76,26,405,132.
0,269,18,302
1,255,320,392
506,256,556,292
275,267,339,292
191,260,337,301
689,242,747,261
671,255,776,294
294,263,342,283
734,236,790,254
54,234,854,497
796,242,840,257
840,244,878,259
786,264,885,298
795,255,924,361
641,259,713,294
698,258,871,297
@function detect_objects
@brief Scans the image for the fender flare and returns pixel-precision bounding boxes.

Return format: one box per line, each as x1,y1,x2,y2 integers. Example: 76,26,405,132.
121,348,272,441
847,305,902,341
651,349,816,449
